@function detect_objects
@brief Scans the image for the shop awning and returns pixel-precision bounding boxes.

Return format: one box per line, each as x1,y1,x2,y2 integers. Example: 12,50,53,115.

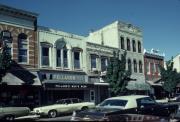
126,81,151,90
1,71,41,86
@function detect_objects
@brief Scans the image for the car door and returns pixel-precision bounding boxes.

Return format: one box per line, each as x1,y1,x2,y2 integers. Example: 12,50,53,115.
64,99,73,113
0,105,4,119
136,97,156,115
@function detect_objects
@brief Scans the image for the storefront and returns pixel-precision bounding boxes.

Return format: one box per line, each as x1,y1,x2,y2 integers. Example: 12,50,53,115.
39,70,110,105
0,70,41,110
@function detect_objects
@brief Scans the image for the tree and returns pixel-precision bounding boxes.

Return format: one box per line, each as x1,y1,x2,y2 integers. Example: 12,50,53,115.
105,51,131,96
159,58,180,98
0,44,12,82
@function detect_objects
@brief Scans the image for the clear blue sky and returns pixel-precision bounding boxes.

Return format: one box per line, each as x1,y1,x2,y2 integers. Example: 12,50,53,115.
0,0,180,60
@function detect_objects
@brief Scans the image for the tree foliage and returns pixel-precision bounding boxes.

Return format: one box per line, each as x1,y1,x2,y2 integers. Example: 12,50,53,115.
159,58,180,97
105,51,131,96
0,44,12,82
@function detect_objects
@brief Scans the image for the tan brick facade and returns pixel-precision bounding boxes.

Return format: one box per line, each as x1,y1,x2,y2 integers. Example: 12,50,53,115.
0,23,38,68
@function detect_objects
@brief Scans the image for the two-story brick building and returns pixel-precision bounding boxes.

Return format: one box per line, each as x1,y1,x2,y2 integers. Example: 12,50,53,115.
0,4,41,109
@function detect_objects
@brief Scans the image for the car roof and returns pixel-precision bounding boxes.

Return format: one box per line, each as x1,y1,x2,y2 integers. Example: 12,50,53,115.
106,95,149,101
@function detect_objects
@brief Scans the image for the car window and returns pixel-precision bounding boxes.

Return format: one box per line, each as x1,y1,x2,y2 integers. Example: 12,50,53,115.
65,99,72,104
72,98,79,103
137,97,156,107
99,99,127,107
56,100,65,104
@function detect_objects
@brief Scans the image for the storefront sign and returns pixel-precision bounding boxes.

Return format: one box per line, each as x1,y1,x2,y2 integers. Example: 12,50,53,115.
55,84,87,88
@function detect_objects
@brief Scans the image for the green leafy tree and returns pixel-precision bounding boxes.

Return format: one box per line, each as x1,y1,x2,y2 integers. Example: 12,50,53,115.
0,44,12,82
159,58,180,98
105,51,131,96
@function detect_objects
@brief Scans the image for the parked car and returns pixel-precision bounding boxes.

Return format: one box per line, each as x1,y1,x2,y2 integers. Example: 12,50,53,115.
33,98,95,118
0,103,30,121
71,95,178,121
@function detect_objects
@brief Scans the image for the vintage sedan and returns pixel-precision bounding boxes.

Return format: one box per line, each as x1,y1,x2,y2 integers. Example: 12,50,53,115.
71,95,178,121
33,98,95,118
0,103,30,121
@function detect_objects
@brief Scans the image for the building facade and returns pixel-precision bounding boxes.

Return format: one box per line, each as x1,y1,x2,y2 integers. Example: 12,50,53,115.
0,4,41,109
88,21,145,89
144,49,165,99
173,54,180,73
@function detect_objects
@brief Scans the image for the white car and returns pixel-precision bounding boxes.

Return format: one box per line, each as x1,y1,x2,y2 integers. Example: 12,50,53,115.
33,98,95,118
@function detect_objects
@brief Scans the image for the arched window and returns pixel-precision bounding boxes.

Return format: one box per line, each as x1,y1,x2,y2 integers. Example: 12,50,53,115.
55,39,68,68
18,33,28,63
127,38,131,51
138,41,141,53
1,30,12,54
133,59,137,73
139,61,143,73
132,40,136,52
120,36,124,49
128,59,132,72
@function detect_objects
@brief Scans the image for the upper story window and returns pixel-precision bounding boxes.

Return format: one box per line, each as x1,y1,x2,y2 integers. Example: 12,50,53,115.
18,33,28,63
55,39,69,69
101,57,108,72
132,40,136,52
133,59,137,73
91,54,97,70
150,63,155,74
127,38,131,51
72,47,83,70
138,41,141,53
139,60,143,73
0,30,12,55
156,64,161,75
42,47,49,66
41,42,52,67
128,59,132,72
120,36,124,49
145,62,150,74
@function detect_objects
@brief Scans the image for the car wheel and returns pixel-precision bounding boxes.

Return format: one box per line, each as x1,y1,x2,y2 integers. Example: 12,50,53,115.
4,115,14,121
48,110,57,118
170,112,176,119
81,106,88,111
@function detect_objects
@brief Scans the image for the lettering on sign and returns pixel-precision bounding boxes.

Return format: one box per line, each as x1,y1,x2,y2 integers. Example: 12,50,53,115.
55,84,87,88
52,73,84,81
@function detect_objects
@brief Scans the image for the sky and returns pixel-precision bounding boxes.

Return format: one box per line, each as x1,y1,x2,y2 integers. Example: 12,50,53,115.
0,0,180,60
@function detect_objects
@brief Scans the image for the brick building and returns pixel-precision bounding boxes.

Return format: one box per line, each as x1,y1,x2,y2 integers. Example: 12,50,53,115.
0,4,41,109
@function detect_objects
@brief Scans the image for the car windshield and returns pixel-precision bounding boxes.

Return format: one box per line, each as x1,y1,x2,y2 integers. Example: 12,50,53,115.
99,99,128,108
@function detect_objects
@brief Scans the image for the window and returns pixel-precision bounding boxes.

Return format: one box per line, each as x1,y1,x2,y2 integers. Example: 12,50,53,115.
132,40,136,52
91,54,97,70
63,49,68,68
101,57,108,71
1,31,12,55
99,99,127,107
128,59,132,72
151,63,155,74
90,90,95,102
145,62,150,74
139,61,143,73
134,60,137,73
74,51,80,69
138,41,141,53
56,49,61,67
156,64,160,74
120,37,124,49
127,38,131,51
42,47,49,66
18,33,28,63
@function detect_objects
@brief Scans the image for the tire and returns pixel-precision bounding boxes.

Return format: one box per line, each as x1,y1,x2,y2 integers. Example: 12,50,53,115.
4,115,15,121
81,106,88,111
48,110,58,118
